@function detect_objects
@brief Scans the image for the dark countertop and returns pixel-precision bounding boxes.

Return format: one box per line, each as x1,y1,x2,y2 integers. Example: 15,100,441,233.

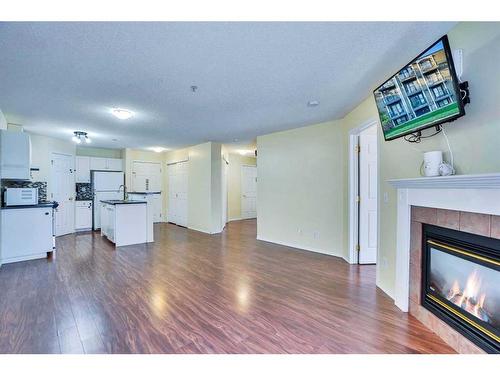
1,201,58,210
75,198,92,201
127,191,161,195
100,200,146,205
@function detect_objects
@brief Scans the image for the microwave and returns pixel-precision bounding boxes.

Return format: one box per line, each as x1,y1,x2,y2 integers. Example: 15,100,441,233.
4,188,39,206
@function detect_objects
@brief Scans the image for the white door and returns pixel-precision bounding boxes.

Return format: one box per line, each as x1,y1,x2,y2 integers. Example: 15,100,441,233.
168,161,188,226
51,153,75,236
151,194,162,223
132,161,161,192
221,159,228,228
241,165,257,219
358,125,378,264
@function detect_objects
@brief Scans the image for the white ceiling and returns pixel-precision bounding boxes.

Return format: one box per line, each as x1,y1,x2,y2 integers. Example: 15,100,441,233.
0,22,455,150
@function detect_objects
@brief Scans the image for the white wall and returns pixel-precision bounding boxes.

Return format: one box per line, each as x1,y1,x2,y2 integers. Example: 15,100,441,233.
257,119,345,257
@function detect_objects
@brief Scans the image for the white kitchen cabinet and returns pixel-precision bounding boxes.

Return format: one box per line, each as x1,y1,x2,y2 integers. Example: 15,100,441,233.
75,200,92,230
89,157,107,170
106,158,123,171
89,157,123,171
75,156,91,182
1,206,54,264
0,130,31,180
128,193,162,223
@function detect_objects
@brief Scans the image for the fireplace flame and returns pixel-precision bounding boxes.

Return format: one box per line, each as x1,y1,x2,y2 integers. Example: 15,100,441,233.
446,269,491,323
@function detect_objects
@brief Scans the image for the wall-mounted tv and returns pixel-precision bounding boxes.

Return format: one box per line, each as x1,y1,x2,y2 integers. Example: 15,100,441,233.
374,35,465,141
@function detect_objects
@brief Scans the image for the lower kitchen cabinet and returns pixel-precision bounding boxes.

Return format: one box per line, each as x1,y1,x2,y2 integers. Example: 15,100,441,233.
75,200,92,231
127,193,162,223
1,206,54,264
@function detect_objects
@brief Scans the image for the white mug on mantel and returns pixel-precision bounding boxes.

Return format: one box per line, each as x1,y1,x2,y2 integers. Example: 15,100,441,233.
423,151,443,177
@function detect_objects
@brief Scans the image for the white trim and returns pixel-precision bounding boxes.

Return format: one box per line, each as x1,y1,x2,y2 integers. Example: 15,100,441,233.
257,236,343,259
392,181,500,312
228,217,243,222
347,118,379,265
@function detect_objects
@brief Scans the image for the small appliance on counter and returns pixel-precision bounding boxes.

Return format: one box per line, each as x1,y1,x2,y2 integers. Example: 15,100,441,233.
3,187,39,206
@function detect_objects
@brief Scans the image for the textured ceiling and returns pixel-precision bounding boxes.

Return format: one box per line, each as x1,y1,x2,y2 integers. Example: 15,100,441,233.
0,22,455,149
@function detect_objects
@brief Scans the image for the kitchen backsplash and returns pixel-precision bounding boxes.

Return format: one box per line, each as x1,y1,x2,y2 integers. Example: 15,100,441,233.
2,180,48,202
76,183,93,200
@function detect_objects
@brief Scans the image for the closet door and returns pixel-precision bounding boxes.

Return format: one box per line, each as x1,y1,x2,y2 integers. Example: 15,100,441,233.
168,161,188,226
168,163,178,223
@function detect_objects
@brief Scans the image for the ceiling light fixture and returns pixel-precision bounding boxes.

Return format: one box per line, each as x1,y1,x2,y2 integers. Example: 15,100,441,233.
111,108,134,120
72,131,91,144
307,100,320,107
150,147,167,153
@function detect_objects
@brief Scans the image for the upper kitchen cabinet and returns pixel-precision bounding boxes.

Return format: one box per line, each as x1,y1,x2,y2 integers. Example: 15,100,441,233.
75,156,91,182
89,156,123,171
0,130,31,180
89,157,107,170
106,158,123,171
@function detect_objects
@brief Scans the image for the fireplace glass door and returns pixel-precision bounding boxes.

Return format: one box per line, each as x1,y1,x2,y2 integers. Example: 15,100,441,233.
422,224,500,353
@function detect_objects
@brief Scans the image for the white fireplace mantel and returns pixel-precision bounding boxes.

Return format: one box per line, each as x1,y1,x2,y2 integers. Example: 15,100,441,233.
387,173,500,312
388,173,500,189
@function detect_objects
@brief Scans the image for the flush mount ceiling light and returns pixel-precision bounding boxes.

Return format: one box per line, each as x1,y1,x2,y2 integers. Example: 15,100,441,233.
111,108,134,120
150,147,167,153
72,131,91,144
307,100,320,107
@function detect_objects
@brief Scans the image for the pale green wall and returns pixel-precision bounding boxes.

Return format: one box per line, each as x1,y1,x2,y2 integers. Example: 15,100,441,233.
257,119,345,256
257,22,500,300
76,146,123,159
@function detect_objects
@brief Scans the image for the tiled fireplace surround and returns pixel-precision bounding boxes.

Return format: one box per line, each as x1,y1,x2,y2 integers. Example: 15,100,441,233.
408,206,499,354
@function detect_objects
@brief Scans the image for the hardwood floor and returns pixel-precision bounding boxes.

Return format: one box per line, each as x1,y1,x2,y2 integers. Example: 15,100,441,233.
0,220,455,354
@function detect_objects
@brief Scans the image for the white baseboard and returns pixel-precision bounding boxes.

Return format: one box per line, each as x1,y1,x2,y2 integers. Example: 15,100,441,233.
228,217,243,222
256,236,343,259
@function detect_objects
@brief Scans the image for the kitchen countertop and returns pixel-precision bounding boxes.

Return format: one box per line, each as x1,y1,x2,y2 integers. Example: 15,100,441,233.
128,191,161,195
100,200,146,205
1,201,58,210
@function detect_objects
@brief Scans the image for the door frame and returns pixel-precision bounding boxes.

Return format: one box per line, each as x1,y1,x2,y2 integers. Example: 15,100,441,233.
51,152,76,236
348,119,380,265
166,160,189,226
240,164,257,219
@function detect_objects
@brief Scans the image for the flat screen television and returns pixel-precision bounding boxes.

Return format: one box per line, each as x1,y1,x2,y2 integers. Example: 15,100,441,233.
374,35,465,141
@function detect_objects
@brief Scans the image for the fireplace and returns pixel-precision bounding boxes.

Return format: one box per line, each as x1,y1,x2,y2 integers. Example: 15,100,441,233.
422,224,500,353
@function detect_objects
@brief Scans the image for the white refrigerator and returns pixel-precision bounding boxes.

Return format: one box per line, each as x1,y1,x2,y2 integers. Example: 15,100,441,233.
92,171,125,230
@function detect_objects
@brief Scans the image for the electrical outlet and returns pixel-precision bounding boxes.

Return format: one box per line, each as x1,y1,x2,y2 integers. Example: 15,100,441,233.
380,257,388,268
297,228,303,235
313,231,320,240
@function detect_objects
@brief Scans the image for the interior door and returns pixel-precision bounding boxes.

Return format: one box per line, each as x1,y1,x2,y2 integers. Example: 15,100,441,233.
358,125,378,264
168,161,188,226
132,161,161,192
51,153,75,236
221,159,228,228
241,165,257,219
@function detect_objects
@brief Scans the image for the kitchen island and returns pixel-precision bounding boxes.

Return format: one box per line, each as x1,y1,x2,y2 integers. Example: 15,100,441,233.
100,200,154,247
